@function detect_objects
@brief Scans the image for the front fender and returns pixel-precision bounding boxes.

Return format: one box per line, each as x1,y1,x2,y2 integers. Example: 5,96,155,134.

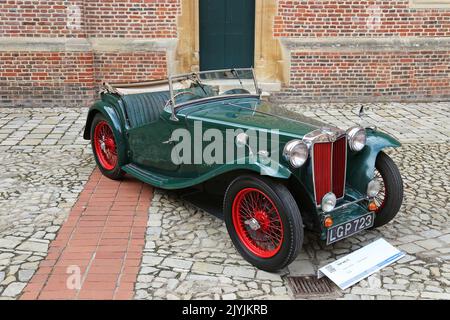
83,101,128,166
199,157,292,183
346,129,401,194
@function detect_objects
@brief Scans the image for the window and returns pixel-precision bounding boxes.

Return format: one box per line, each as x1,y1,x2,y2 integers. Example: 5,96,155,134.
410,0,450,8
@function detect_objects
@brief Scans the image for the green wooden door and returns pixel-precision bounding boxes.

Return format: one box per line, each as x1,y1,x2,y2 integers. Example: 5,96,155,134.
199,0,255,71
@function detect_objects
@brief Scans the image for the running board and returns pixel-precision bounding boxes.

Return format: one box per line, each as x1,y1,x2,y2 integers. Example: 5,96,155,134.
122,163,192,189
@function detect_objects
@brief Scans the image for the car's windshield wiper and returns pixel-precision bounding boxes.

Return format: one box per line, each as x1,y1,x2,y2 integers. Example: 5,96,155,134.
231,69,243,88
190,73,207,95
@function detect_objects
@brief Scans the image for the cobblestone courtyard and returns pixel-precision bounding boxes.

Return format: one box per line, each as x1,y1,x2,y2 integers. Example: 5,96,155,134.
0,102,449,299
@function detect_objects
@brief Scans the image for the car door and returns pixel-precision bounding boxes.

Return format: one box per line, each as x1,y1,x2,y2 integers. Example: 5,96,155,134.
126,111,182,174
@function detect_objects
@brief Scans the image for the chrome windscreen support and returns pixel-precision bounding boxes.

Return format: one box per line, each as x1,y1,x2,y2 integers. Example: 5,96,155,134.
168,75,179,122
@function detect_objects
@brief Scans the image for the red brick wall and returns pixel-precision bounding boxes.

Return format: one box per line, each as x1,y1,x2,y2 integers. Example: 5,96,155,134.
274,0,450,37
275,50,450,102
94,52,167,83
0,0,176,107
1,0,449,106
0,0,86,37
0,51,95,107
0,50,169,107
272,0,450,102
85,0,180,38
0,0,180,38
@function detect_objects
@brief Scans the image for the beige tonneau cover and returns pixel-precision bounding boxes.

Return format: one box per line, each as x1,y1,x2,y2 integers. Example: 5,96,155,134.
103,78,193,96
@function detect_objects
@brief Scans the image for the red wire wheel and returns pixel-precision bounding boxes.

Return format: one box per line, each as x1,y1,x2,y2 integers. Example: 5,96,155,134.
93,120,118,171
231,188,284,258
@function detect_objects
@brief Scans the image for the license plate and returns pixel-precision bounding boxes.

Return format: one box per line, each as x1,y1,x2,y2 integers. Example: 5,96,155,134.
326,212,374,245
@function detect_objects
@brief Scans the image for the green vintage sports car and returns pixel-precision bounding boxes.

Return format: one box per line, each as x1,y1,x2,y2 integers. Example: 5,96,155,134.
83,68,403,271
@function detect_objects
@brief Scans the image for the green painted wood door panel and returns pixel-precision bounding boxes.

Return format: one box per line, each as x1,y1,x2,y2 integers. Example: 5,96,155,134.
200,0,255,71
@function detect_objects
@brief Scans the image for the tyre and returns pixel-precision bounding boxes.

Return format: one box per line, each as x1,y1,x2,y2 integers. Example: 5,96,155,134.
371,151,403,228
223,175,303,272
90,113,124,180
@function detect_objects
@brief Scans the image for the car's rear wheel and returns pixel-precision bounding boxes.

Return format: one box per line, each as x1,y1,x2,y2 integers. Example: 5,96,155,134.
91,113,124,180
223,175,303,272
371,151,403,228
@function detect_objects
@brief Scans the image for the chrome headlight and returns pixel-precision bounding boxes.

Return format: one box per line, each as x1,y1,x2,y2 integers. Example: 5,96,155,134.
321,192,337,212
367,179,381,198
283,140,309,168
347,126,366,151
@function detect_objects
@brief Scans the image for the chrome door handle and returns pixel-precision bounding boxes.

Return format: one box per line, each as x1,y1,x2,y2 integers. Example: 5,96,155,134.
162,138,175,144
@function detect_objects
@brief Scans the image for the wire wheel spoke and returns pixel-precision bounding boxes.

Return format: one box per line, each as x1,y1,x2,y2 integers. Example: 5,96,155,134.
232,188,284,258
94,121,117,170
373,168,386,211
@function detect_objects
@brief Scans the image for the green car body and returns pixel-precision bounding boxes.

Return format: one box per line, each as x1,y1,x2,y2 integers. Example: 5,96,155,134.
84,88,400,242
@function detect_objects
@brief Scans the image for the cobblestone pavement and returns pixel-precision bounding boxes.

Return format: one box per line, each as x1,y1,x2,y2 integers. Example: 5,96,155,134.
135,102,450,300
1,102,449,300
0,108,93,299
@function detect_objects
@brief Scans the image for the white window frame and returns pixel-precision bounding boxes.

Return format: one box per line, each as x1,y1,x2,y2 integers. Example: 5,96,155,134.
410,0,450,8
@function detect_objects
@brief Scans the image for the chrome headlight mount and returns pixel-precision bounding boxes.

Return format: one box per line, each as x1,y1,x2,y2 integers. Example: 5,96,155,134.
347,126,367,151
283,140,309,168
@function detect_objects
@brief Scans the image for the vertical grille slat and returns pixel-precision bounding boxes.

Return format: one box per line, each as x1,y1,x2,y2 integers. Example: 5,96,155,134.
313,143,332,204
312,135,347,205
332,136,347,198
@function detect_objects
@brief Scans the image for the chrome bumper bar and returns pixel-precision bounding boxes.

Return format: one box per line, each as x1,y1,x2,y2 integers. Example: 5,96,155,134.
323,197,369,214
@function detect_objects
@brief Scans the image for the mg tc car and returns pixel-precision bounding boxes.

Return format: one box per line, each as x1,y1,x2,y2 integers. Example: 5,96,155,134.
83,68,403,271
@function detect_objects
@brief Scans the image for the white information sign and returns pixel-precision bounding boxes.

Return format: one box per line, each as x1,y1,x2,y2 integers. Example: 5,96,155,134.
318,238,405,290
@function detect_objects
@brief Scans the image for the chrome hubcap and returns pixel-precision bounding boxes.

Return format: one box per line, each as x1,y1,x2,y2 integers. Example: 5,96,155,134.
244,218,261,231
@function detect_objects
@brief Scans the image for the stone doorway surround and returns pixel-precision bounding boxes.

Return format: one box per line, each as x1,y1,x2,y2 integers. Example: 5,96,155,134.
175,0,285,89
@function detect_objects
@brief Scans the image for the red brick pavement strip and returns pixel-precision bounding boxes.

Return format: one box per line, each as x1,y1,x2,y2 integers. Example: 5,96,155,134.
20,168,153,300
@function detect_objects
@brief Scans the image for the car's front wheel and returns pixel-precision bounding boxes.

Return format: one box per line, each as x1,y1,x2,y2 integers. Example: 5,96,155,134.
371,151,403,228
223,175,303,272
90,113,124,180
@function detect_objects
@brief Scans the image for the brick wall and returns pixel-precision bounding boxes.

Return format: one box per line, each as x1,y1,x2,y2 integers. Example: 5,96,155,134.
0,0,86,38
85,0,180,38
276,50,450,102
1,0,450,106
94,52,167,84
0,51,95,107
0,0,177,107
273,0,450,102
0,48,170,107
274,0,450,37
0,0,180,38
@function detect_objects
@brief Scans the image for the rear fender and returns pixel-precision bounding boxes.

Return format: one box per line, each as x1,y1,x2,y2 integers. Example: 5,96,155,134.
83,101,128,166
